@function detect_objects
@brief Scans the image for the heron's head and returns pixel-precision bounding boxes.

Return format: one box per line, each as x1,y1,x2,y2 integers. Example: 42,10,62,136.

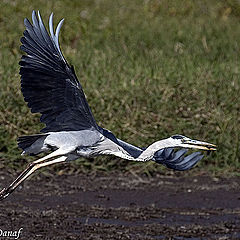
169,135,216,151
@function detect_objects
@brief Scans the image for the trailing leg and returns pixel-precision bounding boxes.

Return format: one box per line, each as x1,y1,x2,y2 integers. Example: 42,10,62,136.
0,156,68,201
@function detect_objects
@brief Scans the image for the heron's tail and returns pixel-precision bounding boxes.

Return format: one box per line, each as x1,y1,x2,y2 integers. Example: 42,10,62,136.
18,134,49,155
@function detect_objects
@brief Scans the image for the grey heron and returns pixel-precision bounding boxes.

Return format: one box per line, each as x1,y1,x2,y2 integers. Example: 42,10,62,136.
0,11,216,201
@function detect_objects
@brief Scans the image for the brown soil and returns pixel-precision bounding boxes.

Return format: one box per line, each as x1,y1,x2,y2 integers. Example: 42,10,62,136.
0,170,239,239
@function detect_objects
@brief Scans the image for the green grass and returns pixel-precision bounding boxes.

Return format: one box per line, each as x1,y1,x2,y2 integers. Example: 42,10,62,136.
0,0,239,175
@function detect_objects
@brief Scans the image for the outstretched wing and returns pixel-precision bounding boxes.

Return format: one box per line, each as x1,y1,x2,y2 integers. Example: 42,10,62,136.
153,148,203,171
19,10,99,133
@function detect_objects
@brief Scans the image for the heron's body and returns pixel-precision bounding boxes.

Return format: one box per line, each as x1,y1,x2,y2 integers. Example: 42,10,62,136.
20,130,102,157
0,11,216,200
18,129,179,161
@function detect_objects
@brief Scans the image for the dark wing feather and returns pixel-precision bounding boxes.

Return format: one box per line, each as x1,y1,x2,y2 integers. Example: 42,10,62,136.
154,148,203,171
20,11,98,132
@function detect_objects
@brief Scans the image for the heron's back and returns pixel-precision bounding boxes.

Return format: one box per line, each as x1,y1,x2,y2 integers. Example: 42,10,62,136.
18,129,102,156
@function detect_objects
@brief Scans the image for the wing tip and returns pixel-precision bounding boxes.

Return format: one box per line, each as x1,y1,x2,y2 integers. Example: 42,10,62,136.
154,149,204,171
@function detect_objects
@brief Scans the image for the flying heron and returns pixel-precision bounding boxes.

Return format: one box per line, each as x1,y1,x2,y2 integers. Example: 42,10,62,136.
0,11,216,200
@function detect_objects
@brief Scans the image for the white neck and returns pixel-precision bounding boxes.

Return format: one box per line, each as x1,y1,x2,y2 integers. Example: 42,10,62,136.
114,138,174,162
96,137,175,162
136,139,173,161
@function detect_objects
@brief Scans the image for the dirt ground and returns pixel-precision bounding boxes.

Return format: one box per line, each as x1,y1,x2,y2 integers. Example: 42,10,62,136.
0,170,239,240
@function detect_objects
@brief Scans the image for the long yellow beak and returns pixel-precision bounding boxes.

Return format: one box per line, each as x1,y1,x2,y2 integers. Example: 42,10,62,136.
181,139,217,151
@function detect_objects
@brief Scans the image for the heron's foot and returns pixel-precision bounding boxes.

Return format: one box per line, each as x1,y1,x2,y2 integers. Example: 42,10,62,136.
0,188,10,201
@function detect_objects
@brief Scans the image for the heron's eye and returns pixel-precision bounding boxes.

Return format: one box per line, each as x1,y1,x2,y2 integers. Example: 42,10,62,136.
172,135,184,140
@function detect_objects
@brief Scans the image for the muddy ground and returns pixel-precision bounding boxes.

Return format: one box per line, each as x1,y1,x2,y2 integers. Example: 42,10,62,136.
0,169,239,240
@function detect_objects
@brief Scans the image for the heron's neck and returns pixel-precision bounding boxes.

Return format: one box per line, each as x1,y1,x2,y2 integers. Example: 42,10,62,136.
99,137,173,162
136,139,172,161
119,139,172,162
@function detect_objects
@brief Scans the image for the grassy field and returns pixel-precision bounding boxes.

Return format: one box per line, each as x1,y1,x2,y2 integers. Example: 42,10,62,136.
0,0,239,175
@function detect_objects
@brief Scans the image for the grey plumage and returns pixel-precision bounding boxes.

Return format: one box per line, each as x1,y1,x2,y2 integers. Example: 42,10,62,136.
0,11,216,201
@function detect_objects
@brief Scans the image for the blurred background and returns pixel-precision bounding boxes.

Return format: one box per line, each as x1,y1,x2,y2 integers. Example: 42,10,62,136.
0,0,239,175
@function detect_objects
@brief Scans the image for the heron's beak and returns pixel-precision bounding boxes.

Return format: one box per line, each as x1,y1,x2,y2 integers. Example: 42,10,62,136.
181,139,217,151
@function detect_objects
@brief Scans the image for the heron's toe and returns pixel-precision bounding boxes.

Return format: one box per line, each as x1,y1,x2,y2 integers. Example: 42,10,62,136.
0,188,9,201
